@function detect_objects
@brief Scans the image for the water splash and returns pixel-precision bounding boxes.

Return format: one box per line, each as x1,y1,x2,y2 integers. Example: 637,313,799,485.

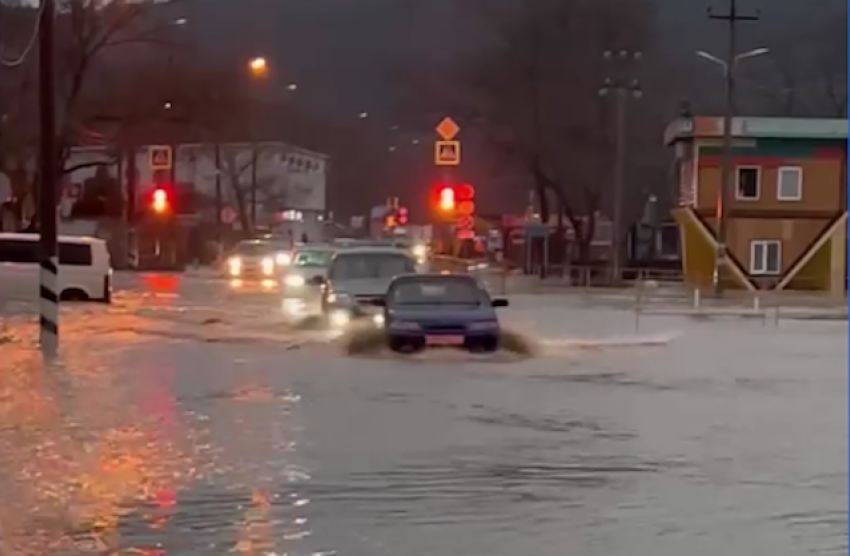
540,330,681,354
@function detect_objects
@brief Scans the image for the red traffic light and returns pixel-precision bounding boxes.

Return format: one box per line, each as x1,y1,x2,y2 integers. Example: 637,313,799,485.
456,183,475,200
151,188,169,213
438,186,455,211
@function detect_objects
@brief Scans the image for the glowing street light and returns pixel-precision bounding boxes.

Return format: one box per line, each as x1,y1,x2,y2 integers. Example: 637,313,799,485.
248,57,268,78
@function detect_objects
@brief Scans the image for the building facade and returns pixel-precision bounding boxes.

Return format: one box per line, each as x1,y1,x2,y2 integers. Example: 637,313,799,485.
666,116,847,294
1,141,329,240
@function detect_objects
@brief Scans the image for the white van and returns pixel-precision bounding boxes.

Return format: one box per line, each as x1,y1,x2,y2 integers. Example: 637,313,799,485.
0,232,112,303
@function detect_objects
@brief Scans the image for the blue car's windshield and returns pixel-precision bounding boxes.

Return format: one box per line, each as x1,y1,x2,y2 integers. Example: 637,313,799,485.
389,277,487,305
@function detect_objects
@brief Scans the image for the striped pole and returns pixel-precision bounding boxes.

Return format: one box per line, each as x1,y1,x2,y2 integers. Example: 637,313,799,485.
39,258,59,357
38,0,59,358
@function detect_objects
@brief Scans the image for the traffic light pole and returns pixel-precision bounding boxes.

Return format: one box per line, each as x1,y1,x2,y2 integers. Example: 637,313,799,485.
37,0,58,358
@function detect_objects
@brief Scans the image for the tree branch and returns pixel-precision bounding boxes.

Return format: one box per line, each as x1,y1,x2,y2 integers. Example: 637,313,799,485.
62,159,114,175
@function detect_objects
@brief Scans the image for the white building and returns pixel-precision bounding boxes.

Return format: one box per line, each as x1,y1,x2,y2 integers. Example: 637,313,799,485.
1,142,329,239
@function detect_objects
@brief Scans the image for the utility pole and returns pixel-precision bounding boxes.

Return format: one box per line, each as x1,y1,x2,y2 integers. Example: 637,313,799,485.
600,49,642,285
37,0,58,358
708,0,759,295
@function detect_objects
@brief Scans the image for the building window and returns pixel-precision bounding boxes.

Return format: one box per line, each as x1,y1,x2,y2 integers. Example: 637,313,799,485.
776,166,803,201
750,240,782,275
736,167,760,200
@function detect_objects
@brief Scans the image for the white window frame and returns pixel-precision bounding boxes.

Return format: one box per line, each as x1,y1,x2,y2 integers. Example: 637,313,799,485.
776,166,803,201
749,240,782,275
735,166,761,201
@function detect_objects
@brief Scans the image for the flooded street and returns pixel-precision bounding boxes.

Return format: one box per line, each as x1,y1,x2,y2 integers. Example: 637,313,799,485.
0,298,846,555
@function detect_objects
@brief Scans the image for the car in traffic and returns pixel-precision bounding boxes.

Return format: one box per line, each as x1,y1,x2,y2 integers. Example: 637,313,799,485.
280,245,336,317
370,273,508,354
314,246,418,329
224,239,286,285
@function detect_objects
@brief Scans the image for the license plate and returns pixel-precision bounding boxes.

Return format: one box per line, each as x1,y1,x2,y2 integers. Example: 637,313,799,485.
426,335,464,346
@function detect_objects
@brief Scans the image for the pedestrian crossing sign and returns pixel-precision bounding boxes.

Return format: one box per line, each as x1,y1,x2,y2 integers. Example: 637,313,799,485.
434,140,460,166
149,145,172,170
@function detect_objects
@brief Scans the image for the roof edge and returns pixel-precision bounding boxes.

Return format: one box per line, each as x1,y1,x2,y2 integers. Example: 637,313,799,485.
665,116,848,145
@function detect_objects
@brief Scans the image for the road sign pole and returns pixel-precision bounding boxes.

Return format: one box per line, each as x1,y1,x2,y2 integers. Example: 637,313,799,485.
37,0,58,359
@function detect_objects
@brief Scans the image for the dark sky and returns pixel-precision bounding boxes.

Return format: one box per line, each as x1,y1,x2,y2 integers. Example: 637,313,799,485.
180,0,845,215
187,0,842,119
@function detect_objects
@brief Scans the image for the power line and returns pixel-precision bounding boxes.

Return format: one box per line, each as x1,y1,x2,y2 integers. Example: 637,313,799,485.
0,1,46,68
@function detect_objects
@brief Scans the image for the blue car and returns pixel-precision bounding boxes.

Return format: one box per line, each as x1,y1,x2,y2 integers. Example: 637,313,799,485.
371,273,509,354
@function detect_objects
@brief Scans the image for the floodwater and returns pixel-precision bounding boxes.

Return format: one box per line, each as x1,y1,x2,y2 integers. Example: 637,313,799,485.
0,299,846,555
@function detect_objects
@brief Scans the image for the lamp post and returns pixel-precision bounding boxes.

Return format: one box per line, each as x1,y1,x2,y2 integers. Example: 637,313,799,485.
247,56,269,230
696,46,768,294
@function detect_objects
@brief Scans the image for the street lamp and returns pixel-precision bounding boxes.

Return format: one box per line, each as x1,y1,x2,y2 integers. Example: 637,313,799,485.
696,47,769,70
248,56,268,78
696,46,768,295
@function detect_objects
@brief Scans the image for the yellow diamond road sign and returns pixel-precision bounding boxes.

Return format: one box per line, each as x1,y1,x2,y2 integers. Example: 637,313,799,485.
435,117,460,141
435,140,460,166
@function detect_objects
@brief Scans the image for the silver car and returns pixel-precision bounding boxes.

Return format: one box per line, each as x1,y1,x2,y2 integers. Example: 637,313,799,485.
316,246,419,328
224,239,281,280
280,246,335,317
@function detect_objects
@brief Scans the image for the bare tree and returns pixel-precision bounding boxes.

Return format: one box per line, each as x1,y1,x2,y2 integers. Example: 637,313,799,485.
0,0,184,225
404,0,665,261
0,4,40,220
217,145,279,233
751,8,847,117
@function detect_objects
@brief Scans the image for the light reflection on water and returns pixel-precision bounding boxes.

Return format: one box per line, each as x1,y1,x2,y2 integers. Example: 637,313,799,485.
0,345,192,554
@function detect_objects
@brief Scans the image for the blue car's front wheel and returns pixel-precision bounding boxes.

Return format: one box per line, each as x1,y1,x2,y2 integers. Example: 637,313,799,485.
388,335,425,354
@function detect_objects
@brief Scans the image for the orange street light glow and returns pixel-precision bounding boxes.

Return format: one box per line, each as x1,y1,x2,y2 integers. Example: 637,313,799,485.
249,57,268,76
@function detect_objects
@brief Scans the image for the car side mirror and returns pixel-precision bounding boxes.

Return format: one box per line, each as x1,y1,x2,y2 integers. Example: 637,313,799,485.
309,275,326,286
491,298,509,308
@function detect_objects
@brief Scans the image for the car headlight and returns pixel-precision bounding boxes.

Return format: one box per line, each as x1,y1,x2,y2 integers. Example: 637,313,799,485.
261,257,275,276
412,244,426,258
372,313,385,327
467,320,498,331
228,257,242,276
284,274,305,287
276,252,292,265
390,320,421,331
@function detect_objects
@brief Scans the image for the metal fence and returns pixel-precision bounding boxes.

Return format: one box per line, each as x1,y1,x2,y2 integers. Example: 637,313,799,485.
428,255,848,328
